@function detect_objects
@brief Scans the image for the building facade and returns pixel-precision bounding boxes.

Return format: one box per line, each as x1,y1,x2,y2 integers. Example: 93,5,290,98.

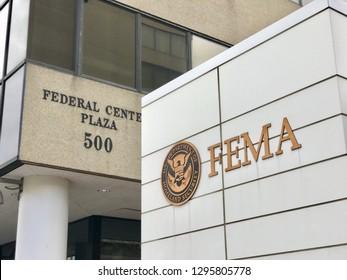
142,0,347,259
0,0,299,259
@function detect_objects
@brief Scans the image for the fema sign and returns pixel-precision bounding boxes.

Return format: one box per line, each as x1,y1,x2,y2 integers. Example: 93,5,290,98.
161,117,302,206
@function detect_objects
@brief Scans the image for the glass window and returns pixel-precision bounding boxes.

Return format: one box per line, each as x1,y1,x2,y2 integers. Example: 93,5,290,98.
78,1,229,93
82,0,136,88
67,216,141,260
101,240,140,260
191,35,228,68
6,0,30,73
0,241,16,260
171,34,186,58
100,217,140,260
142,25,154,49
141,17,187,92
0,3,8,79
0,82,2,128
101,217,140,241
290,0,302,5
67,219,89,260
156,30,170,54
27,0,76,70
0,66,25,168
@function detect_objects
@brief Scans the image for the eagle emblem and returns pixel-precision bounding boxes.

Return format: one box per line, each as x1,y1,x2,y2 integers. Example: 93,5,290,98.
161,141,201,206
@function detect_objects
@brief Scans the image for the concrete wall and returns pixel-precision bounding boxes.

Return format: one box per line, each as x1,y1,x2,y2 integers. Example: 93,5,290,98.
20,64,142,180
141,1,347,259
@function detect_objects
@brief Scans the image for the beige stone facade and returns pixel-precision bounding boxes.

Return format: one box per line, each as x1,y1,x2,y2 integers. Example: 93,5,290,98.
20,64,141,180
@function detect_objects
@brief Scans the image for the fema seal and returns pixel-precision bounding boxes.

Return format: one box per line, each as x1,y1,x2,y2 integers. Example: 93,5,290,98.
161,141,201,206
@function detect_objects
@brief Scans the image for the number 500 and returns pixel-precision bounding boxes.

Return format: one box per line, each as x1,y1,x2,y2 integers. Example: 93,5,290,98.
84,132,113,153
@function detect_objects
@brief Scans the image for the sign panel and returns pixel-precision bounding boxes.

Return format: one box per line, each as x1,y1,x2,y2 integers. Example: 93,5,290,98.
161,118,302,206
20,64,141,180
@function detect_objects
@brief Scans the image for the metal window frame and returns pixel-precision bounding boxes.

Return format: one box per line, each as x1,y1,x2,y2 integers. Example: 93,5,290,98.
289,0,303,6
0,0,231,97
135,13,142,92
0,0,13,134
75,0,84,75
79,0,230,94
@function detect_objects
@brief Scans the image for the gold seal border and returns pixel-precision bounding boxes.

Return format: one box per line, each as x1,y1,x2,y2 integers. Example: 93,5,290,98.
161,141,201,206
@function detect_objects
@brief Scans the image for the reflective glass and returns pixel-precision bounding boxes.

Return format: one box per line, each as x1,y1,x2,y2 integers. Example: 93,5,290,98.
82,0,136,88
0,67,25,167
67,219,89,260
171,34,186,58
27,0,76,70
6,0,30,73
101,240,140,260
156,30,170,54
66,216,141,260
142,25,154,49
191,35,228,68
290,0,302,5
0,82,2,125
0,241,16,260
100,217,140,260
0,4,8,78
142,17,187,92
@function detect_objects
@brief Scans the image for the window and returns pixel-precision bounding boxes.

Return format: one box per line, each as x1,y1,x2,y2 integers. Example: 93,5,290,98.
0,241,16,260
67,216,140,260
82,0,136,88
81,0,228,93
191,35,228,68
24,0,229,93
289,0,302,5
0,66,25,168
0,3,9,79
101,240,140,260
101,216,140,260
6,0,30,73
27,0,76,71
141,17,187,92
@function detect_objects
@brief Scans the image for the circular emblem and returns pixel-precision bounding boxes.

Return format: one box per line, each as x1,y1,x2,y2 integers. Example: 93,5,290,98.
161,141,201,206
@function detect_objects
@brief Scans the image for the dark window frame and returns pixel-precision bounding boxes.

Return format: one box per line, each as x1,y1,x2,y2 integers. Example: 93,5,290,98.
2,0,230,94
77,0,230,94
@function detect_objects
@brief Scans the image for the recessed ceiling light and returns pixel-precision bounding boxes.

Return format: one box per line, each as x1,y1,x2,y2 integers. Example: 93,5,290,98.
97,189,111,193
